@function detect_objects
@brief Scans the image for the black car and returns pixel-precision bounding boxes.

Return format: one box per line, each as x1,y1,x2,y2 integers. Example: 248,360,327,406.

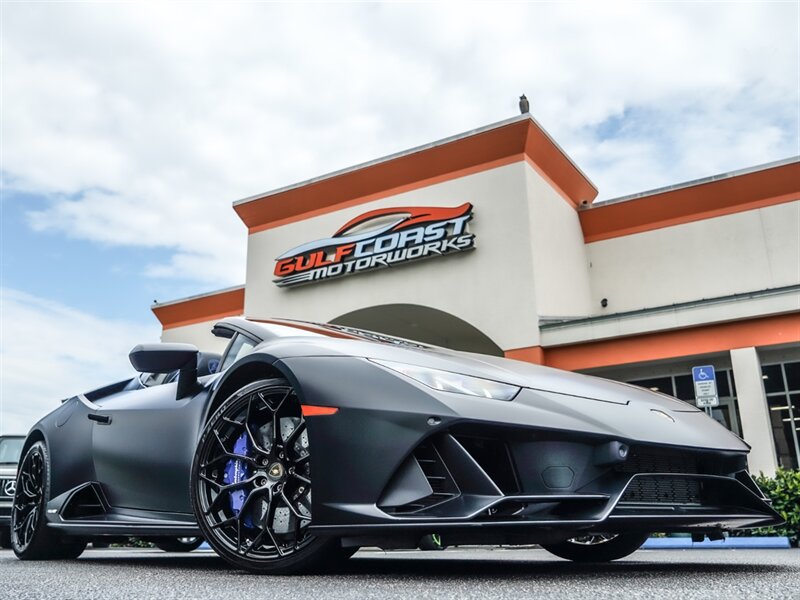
1,435,25,548
11,318,781,573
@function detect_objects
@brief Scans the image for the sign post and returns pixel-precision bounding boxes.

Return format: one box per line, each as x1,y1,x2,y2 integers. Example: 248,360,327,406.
692,365,720,417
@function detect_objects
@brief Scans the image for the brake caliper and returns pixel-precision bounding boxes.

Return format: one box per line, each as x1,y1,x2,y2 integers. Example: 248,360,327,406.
224,431,252,526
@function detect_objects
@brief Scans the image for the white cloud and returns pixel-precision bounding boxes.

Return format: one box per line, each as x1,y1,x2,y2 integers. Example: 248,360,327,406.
0,288,160,435
2,1,798,284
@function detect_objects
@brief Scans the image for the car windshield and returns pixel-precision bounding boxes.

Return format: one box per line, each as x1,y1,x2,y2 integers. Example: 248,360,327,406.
254,319,431,350
0,438,24,464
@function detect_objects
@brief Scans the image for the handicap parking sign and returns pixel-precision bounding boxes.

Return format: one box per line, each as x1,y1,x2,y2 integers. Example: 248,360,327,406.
692,365,719,408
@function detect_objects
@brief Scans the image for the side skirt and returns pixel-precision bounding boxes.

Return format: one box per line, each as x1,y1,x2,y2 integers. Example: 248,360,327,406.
45,482,201,538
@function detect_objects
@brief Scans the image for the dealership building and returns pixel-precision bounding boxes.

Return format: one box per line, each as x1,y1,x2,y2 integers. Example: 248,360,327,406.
151,114,800,476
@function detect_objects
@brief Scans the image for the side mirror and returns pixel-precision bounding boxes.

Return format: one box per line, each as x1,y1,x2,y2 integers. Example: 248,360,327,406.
129,343,199,399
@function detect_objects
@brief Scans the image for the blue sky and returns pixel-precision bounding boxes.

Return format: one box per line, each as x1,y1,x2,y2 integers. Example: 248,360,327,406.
3,189,221,322
1,1,798,434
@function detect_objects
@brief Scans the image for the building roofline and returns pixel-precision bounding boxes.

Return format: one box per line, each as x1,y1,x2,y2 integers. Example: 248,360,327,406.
579,158,800,243
232,114,599,233
151,284,245,309
233,114,597,208
151,285,245,330
592,156,800,208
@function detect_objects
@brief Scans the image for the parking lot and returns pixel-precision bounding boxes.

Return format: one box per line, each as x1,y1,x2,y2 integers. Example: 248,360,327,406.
1,546,798,600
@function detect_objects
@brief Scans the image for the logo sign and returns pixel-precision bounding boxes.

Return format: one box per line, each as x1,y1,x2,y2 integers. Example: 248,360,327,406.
2,479,15,497
273,203,475,288
692,365,720,408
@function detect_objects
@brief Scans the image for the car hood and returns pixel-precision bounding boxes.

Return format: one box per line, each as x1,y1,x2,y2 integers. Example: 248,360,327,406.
267,337,699,413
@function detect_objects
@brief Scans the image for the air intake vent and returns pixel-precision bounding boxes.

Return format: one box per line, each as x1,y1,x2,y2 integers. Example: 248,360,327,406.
381,440,459,514
620,475,702,505
615,447,699,474
61,483,108,519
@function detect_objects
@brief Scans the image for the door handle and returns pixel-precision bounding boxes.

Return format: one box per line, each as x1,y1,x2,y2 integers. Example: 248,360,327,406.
88,413,112,425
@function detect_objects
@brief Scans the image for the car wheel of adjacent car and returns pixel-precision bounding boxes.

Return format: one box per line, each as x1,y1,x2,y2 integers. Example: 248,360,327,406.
11,441,86,560
155,537,204,552
0,527,12,549
542,533,649,562
191,379,348,574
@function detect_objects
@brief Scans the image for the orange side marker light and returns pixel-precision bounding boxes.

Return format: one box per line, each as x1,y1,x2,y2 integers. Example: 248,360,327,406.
301,405,339,416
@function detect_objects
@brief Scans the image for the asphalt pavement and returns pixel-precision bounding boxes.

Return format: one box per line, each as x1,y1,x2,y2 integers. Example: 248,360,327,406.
1,546,798,600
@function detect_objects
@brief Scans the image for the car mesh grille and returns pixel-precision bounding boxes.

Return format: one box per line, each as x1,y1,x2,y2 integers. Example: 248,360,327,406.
615,447,699,474
0,478,14,498
620,475,702,505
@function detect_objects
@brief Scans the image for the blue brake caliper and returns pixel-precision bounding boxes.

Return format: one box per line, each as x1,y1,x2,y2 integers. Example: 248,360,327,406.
224,431,253,527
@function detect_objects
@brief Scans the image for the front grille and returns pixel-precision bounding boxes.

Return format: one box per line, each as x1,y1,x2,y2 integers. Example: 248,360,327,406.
1,478,15,498
620,475,702,505
615,447,699,474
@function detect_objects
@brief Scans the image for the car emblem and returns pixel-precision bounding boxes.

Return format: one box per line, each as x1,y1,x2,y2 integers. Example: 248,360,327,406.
267,463,285,480
3,479,15,497
650,409,675,423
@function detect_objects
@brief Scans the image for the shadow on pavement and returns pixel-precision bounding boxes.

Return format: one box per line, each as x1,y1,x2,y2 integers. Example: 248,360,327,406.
73,551,794,579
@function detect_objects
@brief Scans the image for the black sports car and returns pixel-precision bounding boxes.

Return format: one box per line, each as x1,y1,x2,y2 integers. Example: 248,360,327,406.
11,318,781,573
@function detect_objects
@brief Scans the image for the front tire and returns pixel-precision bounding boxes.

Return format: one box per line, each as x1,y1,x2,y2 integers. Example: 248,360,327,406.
11,441,86,560
542,533,649,562
191,379,345,574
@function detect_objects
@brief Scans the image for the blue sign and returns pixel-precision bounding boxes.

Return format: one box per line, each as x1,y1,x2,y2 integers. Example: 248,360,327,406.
692,365,719,408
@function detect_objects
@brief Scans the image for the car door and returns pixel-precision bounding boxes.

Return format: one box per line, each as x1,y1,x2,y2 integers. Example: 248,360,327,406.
88,376,211,515
88,329,257,515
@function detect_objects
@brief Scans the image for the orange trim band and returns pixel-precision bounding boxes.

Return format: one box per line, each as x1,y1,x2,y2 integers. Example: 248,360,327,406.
152,287,245,330
539,313,800,371
247,155,522,234
236,119,598,233
301,405,339,416
504,346,545,365
580,161,800,243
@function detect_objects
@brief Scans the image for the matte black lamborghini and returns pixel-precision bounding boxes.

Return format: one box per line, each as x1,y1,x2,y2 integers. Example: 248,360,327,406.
11,318,781,573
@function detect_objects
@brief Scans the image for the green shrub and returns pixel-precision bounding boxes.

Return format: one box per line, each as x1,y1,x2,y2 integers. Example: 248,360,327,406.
732,468,800,546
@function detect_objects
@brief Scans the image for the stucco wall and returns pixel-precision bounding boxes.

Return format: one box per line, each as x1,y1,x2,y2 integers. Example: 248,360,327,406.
585,200,800,314
244,161,545,351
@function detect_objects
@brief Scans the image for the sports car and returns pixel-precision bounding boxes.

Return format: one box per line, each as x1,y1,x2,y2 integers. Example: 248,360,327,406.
10,317,782,573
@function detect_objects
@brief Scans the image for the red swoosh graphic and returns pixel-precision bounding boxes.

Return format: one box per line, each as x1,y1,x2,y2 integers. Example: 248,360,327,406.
334,203,473,237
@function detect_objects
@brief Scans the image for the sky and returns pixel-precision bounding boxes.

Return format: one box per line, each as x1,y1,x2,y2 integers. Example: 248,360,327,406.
1,1,798,434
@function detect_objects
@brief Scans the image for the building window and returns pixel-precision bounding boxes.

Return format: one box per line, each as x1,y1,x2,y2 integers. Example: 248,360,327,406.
762,361,800,469
627,369,741,436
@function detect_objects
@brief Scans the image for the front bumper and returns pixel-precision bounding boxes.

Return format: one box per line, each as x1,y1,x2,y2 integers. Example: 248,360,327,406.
308,429,781,541
279,356,780,542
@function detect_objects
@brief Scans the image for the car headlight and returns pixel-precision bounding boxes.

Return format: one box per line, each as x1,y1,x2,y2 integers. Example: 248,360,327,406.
369,359,520,401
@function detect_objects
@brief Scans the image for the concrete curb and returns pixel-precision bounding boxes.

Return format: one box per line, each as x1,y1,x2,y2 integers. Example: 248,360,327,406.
642,537,791,549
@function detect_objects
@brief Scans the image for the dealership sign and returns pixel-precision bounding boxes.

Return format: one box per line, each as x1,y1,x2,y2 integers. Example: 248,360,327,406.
273,203,475,288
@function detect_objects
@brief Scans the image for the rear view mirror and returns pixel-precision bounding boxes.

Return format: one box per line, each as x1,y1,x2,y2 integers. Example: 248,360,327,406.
129,343,199,399
129,343,199,373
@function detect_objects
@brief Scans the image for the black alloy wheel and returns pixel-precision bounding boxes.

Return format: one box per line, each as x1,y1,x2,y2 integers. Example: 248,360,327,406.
11,441,86,560
542,532,650,562
191,379,348,574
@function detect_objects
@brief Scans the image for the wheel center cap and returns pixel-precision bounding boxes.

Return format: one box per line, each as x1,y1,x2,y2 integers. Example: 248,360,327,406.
267,462,285,481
